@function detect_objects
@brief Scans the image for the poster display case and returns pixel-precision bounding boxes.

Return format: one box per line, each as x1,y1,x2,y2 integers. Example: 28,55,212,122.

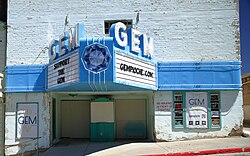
210,93,220,128
173,93,184,128
173,91,221,129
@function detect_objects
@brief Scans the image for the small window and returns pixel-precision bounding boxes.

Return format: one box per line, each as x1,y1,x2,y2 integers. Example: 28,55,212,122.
104,20,133,35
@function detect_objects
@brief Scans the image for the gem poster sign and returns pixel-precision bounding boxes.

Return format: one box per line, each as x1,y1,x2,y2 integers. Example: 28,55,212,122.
186,92,208,128
17,103,38,138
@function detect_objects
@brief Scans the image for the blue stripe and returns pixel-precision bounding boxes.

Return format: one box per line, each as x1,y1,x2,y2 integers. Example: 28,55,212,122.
6,65,46,92
158,61,241,90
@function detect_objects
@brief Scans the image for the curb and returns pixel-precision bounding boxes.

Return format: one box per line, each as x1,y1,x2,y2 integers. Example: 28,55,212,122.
142,147,250,156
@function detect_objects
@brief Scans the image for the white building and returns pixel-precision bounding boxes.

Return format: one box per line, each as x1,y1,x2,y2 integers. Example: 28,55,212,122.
5,0,242,155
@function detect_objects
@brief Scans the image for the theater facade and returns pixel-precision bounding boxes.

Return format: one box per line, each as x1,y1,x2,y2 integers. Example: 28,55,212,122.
5,22,242,155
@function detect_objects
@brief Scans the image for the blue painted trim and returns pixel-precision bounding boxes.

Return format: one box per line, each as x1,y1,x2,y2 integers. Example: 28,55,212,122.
6,65,46,92
5,61,242,92
158,61,242,90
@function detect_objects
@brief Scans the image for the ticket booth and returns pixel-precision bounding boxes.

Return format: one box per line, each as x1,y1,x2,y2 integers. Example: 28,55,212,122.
90,98,115,141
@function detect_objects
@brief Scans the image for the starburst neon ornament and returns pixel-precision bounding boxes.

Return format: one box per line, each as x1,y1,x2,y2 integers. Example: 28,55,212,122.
82,43,112,73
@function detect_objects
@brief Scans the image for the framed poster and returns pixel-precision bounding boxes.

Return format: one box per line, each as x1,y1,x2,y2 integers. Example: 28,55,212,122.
16,102,38,139
186,92,208,128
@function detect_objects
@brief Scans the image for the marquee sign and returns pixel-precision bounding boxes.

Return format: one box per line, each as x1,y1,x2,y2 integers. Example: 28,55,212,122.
110,22,154,59
115,51,156,89
48,22,153,63
47,22,156,91
48,52,79,89
110,22,156,89
48,24,84,62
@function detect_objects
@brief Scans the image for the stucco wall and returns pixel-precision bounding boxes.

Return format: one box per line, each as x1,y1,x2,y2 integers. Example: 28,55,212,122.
7,0,239,65
154,91,243,141
5,93,50,155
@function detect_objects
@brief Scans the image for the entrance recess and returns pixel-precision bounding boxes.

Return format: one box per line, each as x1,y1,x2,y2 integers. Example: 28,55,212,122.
115,99,146,139
61,101,90,138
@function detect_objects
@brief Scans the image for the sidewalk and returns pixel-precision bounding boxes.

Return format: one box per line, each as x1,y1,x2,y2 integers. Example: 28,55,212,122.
38,136,250,156
88,137,250,156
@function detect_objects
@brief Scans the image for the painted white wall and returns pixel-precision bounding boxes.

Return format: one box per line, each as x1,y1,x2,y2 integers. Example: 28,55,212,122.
7,0,239,65
154,91,243,141
5,93,50,155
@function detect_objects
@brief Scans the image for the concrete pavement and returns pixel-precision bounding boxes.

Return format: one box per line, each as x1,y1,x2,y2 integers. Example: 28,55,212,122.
36,136,250,156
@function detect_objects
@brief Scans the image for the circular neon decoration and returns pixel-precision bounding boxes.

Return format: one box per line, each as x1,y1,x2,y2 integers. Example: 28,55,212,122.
82,43,112,73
